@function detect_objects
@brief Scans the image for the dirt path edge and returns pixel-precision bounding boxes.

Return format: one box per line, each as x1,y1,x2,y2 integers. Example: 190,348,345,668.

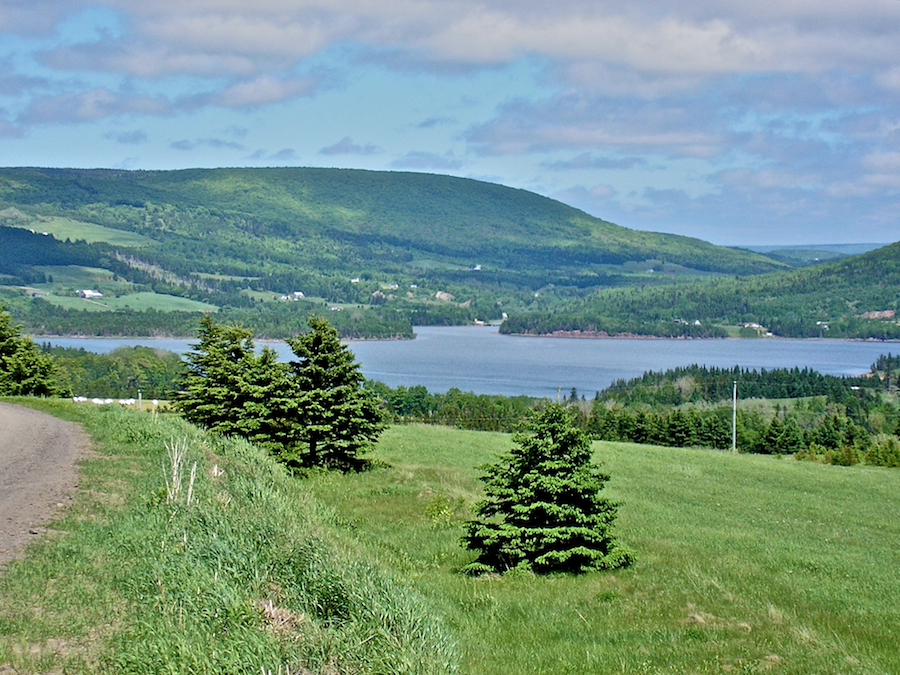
0,401,93,567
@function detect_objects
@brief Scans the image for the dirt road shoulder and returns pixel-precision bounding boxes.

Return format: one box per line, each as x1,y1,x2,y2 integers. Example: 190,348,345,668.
0,401,92,566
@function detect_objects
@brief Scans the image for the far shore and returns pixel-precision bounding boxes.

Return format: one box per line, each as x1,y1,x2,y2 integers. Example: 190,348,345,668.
504,330,900,342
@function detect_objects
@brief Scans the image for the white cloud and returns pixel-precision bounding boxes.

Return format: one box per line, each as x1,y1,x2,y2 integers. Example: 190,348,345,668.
466,93,727,158
861,151,900,173
25,1,898,81
319,137,382,155
0,0,83,35
40,43,260,78
213,75,318,107
21,88,171,124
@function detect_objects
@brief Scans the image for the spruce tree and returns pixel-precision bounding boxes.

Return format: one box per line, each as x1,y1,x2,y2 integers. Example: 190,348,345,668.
175,315,289,441
286,315,385,469
463,404,634,574
0,307,67,396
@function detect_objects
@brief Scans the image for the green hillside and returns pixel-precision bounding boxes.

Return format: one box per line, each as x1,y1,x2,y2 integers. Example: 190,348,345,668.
0,167,783,337
502,241,900,339
4,402,899,673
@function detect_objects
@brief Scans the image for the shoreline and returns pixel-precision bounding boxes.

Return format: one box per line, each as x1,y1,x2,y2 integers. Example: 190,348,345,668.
31,327,900,344
504,330,900,342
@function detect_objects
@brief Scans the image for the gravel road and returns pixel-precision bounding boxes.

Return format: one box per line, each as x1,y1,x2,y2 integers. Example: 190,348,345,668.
0,402,91,566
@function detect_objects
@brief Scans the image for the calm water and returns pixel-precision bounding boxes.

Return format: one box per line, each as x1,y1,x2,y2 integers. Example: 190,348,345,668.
41,326,897,398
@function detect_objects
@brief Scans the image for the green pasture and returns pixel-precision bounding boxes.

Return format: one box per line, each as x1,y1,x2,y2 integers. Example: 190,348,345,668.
38,290,218,313
240,288,284,302
306,425,900,675
4,216,153,246
2,404,898,674
32,265,123,286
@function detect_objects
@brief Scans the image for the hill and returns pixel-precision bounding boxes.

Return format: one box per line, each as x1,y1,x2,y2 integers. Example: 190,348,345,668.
501,241,900,339
0,167,783,338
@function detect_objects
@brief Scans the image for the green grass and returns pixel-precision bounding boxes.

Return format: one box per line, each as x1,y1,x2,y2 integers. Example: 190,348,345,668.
37,291,218,313
4,216,153,246
3,405,898,673
33,265,121,285
305,425,900,675
0,402,455,674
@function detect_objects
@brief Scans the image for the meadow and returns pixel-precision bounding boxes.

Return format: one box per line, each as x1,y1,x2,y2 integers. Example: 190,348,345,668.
37,291,218,313
3,215,153,247
308,425,900,675
1,404,898,674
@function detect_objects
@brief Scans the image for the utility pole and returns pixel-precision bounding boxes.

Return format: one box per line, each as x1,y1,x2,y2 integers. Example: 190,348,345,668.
732,380,737,453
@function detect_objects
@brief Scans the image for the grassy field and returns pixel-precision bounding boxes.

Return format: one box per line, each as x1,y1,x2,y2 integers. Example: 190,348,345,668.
1,406,898,674
0,401,453,674
36,290,218,313
306,425,900,675
32,265,122,286
4,216,153,247
13,264,218,313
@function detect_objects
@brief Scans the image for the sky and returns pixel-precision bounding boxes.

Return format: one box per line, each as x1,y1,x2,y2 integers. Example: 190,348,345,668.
1,1,899,246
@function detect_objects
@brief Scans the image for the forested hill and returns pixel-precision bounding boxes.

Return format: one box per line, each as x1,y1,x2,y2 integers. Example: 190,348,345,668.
0,166,784,338
0,167,780,274
501,241,900,340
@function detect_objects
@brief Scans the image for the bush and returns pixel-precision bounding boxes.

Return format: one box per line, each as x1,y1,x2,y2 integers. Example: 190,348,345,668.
866,435,900,467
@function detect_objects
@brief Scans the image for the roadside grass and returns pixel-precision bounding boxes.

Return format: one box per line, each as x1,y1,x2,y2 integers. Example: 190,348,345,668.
0,401,455,674
3,216,153,247
305,425,900,675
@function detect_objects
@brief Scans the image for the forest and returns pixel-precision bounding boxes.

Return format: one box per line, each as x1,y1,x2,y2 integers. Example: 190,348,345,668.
501,241,900,340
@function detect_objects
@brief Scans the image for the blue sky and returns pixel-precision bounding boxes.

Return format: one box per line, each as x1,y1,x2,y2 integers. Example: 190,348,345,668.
1,1,899,246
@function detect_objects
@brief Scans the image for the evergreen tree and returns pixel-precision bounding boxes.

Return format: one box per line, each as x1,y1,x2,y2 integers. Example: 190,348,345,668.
286,315,385,469
0,307,67,396
462,404,634,575
175,315,289,439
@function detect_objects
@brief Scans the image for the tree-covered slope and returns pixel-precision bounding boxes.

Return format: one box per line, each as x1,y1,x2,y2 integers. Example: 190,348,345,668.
501,241,900,339
0,167,781,275
0,166,786,337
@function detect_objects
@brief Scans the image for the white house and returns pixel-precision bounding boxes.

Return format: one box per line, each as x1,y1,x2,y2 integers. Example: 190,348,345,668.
79,290,103,299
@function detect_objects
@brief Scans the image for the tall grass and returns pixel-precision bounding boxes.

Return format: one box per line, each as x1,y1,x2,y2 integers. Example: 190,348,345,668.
0,401,456,674
306,425,900,675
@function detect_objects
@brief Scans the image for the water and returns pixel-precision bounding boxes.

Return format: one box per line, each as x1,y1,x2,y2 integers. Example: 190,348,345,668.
41,326,896,398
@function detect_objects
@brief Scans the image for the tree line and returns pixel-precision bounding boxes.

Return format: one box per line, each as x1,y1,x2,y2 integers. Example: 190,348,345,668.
581,400,900,466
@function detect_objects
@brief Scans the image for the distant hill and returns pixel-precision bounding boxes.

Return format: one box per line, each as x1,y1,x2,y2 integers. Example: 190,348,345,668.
738,243,889,268
0,167,784,337
744,243,887,256
501,241,900,340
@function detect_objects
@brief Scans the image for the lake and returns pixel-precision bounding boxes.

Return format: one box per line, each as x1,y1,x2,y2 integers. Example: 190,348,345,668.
40,326,898,398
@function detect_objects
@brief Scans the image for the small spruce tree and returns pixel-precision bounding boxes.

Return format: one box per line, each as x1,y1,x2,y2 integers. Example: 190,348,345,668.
286,315,385,470
463,403,634,574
